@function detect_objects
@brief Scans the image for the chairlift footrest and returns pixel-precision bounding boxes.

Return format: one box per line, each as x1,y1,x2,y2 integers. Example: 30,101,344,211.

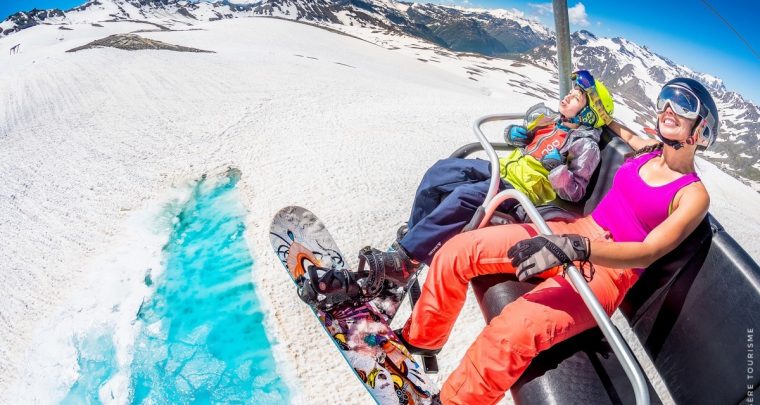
421,354,439,374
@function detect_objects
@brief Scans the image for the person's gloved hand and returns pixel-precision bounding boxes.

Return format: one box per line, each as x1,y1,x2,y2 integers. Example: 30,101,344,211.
504,125,531,147
507,234,590,281
540,148,566,171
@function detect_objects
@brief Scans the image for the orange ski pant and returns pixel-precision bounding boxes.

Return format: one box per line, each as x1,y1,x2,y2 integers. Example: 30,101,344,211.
400,216,641,405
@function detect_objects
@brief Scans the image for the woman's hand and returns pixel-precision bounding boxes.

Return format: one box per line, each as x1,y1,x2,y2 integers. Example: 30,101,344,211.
508,234,590,281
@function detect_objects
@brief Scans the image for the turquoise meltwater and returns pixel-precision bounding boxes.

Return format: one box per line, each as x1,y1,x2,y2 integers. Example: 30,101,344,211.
64,171,289,403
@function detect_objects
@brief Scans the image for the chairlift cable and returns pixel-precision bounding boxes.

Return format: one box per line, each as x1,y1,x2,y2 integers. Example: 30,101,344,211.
697,0,760,61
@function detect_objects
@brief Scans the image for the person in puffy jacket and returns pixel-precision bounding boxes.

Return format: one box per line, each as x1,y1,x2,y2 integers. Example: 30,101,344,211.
359,70,615,276
298,70,616,309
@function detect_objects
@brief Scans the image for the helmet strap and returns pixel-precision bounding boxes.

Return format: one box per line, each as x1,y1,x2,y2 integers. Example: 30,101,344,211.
689,116,704,146
655,122,684,150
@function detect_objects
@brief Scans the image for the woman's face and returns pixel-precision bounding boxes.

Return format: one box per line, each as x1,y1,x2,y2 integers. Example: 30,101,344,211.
559,88,587,118
658,105,697,143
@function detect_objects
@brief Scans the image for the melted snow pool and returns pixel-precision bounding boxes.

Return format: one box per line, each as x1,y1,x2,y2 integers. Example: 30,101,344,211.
121,170,289,403
15,170,289,404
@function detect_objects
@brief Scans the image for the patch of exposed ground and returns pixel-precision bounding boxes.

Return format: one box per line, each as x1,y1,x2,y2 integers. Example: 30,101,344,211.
66,34,213,53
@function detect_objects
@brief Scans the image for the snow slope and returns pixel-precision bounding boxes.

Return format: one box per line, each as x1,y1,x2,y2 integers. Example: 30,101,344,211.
1,16,759,404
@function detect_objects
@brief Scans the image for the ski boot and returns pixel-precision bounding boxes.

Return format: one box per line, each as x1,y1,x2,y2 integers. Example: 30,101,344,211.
357,240,421,296
297,264,365,310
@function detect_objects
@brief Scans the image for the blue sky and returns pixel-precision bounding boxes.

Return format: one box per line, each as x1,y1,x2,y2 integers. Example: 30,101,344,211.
424,0,760,103
3,0,760,102
1,1,83,20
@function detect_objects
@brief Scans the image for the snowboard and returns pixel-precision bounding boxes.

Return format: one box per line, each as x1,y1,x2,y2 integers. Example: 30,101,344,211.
269,206,439,405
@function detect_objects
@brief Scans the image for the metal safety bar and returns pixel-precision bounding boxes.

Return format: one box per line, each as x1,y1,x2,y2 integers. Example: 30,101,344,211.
472,114,651,405
469,113,524,206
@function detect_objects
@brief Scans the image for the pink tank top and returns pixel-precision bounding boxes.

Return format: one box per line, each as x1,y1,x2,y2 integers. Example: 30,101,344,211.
591,150,701,243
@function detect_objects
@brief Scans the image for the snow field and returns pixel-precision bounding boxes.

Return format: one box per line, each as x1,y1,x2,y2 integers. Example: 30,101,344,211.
1,16,759,404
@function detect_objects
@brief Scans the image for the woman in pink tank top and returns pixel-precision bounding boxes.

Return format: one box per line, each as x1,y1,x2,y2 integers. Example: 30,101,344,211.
397,78,720,404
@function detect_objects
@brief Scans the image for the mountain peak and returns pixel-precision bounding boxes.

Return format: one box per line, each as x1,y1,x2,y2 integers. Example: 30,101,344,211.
570,29,597,46
576,29,597,40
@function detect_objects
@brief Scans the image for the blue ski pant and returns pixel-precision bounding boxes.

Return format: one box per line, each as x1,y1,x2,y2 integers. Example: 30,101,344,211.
398,158,517,265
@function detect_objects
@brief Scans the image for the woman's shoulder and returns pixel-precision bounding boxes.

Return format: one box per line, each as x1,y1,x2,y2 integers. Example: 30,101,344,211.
682,180,709,199
673,180,710,216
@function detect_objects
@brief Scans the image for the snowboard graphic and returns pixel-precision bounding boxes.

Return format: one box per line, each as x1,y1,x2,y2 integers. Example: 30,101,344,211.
269,206,439,405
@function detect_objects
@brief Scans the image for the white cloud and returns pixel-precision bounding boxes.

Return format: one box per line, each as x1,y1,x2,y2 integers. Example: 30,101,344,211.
529,2,554,16
438,0,471,7
529,2,591,27
568,3,590,27
507,8,525,18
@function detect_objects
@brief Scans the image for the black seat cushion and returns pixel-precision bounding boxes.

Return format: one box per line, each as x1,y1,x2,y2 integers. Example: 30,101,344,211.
621,215,760,404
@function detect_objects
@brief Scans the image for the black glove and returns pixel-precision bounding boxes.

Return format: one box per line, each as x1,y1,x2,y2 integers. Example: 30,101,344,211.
507,234,590,281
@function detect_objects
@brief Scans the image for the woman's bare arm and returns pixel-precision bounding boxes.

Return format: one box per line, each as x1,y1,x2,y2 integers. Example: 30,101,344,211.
608,120,659,151
588,182,710,269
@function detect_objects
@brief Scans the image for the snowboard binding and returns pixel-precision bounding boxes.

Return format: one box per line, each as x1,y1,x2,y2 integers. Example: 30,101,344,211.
357,241,419,296
298,241,420,310
298,264,367,310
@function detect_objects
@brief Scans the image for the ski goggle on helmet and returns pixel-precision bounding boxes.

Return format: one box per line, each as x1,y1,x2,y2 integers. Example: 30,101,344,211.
571,70,614,128
656,79,719,150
